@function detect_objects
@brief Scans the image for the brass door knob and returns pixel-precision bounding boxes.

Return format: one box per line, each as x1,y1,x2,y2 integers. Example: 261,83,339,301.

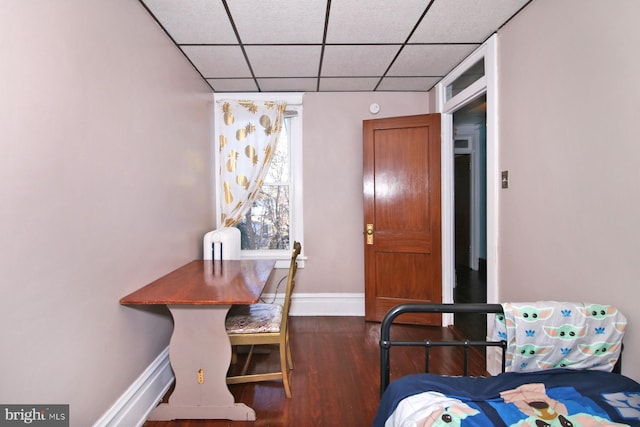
366,224,374,244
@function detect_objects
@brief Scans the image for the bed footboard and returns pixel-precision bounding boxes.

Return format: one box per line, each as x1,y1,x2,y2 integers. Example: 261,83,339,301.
379,303,507,396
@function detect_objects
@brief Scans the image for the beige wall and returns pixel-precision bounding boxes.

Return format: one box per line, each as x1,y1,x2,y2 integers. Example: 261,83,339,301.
290,92,430,294
498,0,640,380
0,1,214,425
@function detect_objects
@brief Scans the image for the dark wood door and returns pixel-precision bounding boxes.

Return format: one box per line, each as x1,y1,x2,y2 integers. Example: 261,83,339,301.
363,114,442,324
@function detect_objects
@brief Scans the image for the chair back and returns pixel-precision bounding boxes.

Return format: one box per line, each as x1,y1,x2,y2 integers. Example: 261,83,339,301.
203,227,241,260
280,242,301,332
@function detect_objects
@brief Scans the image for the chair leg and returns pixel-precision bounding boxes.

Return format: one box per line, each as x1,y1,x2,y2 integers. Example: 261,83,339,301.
240,345,255,376
280,342,292,398
231,346,238,365
286,330,294,370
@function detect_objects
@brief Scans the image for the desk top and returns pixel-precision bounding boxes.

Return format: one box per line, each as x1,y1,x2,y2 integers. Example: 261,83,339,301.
119,259,276,305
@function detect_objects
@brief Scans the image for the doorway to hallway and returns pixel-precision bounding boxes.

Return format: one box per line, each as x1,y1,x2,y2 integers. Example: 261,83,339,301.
453,95,487,340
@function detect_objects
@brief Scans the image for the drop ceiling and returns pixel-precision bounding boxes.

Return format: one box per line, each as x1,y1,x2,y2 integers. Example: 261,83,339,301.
141,0,532,93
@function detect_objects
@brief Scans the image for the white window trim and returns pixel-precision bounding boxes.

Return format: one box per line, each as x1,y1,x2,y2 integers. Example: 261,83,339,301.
212,93,305,268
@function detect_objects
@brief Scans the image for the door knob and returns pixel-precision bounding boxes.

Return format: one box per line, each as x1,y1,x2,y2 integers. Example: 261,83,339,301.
366,224,374,245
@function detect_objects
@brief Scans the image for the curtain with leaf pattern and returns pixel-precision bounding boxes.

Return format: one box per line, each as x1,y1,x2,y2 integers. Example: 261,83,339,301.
217,99,286,227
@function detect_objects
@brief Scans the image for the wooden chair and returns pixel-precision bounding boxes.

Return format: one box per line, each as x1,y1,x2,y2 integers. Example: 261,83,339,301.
225,241,301,398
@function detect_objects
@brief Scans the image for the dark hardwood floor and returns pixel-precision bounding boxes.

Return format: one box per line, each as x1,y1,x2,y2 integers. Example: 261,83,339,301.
144,316,487,427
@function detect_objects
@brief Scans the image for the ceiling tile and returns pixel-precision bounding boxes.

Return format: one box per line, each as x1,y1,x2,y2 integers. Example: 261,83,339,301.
388,44,478,77
227,0,326,44
322,45,401,77
142,0,236,44
257,78,318,92
245,46,322,77
411,0,531,43
377,77,441,92
319,78,380,92
182,46,252,78
208,79,259,93
326,0,428,43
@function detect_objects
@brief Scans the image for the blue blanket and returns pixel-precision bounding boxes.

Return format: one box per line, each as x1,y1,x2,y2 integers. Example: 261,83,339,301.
374,369,640,426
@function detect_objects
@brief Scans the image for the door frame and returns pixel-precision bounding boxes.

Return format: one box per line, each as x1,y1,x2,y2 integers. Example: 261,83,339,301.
436,35,499,325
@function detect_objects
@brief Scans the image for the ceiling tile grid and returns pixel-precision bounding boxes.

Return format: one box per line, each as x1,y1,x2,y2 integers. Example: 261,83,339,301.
141,0,532,92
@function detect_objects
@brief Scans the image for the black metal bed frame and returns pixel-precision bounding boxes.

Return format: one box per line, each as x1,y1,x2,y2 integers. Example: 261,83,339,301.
379,303,624,397
379,303,507,396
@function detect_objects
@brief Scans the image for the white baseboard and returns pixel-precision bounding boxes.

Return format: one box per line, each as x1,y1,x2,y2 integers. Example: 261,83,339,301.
260,292,365,316
94,347,174,427
98,293,363,425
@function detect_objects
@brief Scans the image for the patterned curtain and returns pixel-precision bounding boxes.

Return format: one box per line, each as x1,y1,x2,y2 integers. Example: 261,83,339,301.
217,99,286,226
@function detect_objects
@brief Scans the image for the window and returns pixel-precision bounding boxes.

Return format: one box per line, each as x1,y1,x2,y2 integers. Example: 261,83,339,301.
236,113,294,250
445,58,485,102
214,94,304,267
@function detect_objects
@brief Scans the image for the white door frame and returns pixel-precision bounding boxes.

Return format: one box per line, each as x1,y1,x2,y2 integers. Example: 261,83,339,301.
437,35,500,325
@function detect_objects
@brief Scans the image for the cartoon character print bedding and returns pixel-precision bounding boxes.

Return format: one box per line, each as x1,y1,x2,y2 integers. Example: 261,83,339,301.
374,302,640,427
495,302,627,373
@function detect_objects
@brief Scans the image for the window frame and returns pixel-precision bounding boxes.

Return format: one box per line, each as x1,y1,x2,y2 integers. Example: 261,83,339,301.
213,93,304,268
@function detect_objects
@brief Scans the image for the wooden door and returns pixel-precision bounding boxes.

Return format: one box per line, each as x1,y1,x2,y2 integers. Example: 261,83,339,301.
363,114,441,324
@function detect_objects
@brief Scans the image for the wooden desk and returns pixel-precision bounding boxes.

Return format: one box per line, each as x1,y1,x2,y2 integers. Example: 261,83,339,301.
120,259,276,421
